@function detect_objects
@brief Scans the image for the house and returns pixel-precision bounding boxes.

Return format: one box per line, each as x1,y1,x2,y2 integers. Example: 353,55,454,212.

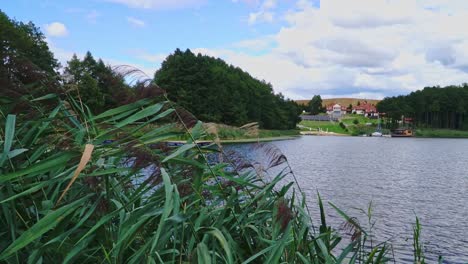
352,103,378,117
326,103,347,117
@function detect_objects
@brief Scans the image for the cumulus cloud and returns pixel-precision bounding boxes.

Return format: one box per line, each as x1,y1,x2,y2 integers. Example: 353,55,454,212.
105,0,206,9
130,49,167,63
247,0,276,25
190,0,468,99
45,22,68,37
111,0,468,99
248,11,274,25
233,35,276,51
127,16,145,27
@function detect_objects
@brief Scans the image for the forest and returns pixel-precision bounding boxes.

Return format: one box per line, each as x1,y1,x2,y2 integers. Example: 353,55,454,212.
154,49,301,129
377,84,468,130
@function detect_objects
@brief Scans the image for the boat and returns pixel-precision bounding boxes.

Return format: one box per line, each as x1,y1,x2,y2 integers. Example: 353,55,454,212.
371,118,383,137
391,128,413,137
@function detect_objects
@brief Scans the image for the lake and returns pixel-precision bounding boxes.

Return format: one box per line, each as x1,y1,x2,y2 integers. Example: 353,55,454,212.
228,136,468,263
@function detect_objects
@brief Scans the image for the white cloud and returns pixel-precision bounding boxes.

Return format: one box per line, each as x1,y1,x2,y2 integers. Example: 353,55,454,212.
105,0,206,9
248,0,276,25
45,22,68,37
261,0,276,9
248,11,274,25
191,0,468,99
62,0,468,99
127,16,145,27
233,35,276,51
46,39,78,68
130,49,167,63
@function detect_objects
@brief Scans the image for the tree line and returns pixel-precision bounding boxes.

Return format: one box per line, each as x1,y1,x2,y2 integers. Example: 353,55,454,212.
377,84,468,130
1,10,300,129
154,49,301,129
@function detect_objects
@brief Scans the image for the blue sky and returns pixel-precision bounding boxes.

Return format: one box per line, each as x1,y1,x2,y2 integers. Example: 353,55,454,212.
3,0,468,99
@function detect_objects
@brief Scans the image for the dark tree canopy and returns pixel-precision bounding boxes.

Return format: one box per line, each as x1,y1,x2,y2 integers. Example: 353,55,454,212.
0,9,59,98
0,10,58,74
63,52,133,113
377,84,468,130
0,9,62,114
154,49,301,129
308,95,324,115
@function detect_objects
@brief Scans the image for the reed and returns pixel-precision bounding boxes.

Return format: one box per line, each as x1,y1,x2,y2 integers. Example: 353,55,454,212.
0,84,425,263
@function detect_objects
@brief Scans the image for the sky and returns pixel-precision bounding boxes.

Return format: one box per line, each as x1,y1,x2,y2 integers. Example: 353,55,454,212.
3,0,468,99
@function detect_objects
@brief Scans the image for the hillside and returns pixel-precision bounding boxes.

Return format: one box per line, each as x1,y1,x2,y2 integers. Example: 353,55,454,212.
154,49,301,129
296,98,381,107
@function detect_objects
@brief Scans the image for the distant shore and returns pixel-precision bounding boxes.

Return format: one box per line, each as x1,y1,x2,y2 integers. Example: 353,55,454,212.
220,135,300,144
414,129,468,138
167,135,300,146
300,131,349,137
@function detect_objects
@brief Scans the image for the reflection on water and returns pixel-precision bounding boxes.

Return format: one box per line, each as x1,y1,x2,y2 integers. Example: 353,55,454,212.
227,136,468,264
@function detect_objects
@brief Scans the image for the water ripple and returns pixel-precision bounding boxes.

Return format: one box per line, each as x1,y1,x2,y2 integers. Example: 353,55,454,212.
229,136,468,263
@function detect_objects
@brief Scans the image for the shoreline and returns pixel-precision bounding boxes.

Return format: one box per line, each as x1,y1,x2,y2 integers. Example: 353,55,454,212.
166,135,301,146
220,135,301,144
300,131,350,137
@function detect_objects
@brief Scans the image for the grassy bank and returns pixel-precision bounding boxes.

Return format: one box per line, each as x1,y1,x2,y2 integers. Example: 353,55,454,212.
205,122,300,140
415,128,468,138
138,123,300,142
300,115,389,136
299,120,349,134
340,114,378,126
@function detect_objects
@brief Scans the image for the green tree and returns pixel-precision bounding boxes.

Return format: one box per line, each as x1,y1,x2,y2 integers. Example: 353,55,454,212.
308,95,324,115
0,9,59,102
377,84,468,130
64,52,132,113
78,73,103,111
154,49,300,129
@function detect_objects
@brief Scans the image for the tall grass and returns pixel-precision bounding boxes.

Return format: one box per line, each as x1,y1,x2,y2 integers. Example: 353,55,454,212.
413,217,425,264
0,87,423,263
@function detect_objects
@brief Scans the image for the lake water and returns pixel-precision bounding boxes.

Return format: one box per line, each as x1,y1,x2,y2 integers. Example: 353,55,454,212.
229,136,468,263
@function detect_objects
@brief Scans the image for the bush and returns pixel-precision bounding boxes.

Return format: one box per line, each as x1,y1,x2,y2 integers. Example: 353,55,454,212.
353,119,359,125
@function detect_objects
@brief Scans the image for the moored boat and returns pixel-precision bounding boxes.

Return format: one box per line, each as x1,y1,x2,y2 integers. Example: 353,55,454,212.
391,128,413,137
371,118,383,137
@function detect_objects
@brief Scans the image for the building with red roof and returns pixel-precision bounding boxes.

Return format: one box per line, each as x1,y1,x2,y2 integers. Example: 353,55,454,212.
352,102,378,117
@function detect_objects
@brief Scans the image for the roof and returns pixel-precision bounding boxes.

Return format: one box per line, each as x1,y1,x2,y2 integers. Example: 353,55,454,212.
353,103,377,113
295,98,381,107
326,103,347,111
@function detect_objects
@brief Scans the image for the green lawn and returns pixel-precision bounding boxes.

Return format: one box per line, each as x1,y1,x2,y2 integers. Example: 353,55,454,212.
300,115,385,136
214,125,300,140
414,128,468,138
340,114,378,125
299,120,349,134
